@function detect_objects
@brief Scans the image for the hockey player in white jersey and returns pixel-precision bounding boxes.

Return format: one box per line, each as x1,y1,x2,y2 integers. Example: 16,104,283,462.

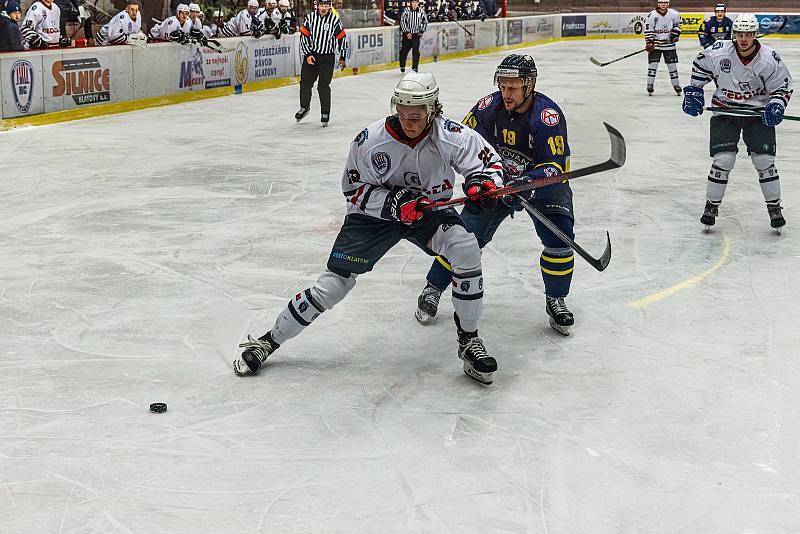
233,72,504,385
188,3,202,31
149,3,191,42
644,0,682,96
20,0,61,49
683,13,793,232
220,0,258,37
95,0,143,46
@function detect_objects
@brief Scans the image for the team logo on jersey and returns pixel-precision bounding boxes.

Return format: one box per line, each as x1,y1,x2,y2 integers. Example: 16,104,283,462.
477,94,493,110
354,128,368,146
403,172,421,187
235,42,249,85
10,60,34,114
540,108,560,126
720,58,731,73
772,50,782,63
443,119,462,133
371,152,391,176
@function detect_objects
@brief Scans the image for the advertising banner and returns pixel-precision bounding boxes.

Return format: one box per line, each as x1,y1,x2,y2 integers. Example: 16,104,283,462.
345,27,395,68
561,15,587,37
523,15,555,42
586,14,621,35
43,47,133,113
247,38,295,82
756,14,800,34
622,14,648,36
1,54,45,119
680,13,705,34
507,19,523,44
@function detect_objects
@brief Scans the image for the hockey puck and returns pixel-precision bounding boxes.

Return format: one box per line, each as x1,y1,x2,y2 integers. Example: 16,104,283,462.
149,402,167,413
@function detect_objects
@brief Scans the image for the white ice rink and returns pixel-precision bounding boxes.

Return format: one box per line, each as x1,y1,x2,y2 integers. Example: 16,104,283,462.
2,37,800,533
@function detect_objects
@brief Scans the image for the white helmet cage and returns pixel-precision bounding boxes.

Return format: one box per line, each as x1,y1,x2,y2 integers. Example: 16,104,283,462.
391,72,441,122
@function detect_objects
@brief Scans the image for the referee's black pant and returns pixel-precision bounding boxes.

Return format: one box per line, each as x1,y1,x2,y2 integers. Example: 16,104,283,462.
399,34,420,71
300,53,335,115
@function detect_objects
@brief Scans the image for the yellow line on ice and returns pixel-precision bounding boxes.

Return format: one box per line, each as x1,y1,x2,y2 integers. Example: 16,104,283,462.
627,234,730,309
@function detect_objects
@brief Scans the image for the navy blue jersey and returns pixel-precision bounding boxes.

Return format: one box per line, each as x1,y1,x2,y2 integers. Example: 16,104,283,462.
462,90,570,185
699,16,732,48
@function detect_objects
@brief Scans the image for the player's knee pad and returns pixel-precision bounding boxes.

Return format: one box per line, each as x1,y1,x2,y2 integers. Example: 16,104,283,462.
434,225,481,274
713,151,736,171
751,153,776,173
310,269,356,311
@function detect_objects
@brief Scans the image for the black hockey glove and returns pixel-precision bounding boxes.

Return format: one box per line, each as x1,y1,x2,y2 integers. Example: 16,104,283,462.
169,29,188,44
189,28,208,45
251,19,264,38
669,29,680,43
59,36,71,48
382,188,434,225
463,174,498,211
500,179,533,211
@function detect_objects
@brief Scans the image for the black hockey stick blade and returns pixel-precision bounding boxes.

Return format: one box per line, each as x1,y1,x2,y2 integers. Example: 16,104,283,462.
427,122,626,211
589,48,647,67
518,197,611,271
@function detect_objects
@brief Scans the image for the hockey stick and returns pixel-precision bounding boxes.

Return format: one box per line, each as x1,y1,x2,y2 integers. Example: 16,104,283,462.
516,196,611,272
426,122,626,212
589,48,646,67
453,19,473,37
204,39,233,53
704,106,800,122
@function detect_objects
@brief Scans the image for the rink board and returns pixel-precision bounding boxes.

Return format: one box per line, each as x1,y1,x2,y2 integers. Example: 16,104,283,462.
1,12,798,128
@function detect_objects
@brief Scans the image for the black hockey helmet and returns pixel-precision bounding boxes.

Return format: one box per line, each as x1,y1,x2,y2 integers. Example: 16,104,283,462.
493,54,537,86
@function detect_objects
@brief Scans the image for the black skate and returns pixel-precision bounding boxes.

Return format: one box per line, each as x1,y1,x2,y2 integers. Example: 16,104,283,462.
546,296,574,336
768,202,785,234
233,333,279,376
295,107,310,122
701,200,719,229
647,84,654,96
673,85,682,96
321,113,330,127
457,331,496,385
415,284,442,325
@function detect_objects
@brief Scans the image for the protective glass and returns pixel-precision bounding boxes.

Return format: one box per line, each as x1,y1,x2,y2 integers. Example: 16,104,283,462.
395,104,427,121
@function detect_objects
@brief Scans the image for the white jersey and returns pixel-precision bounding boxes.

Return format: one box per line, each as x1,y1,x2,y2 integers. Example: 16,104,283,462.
191,17,202,31
22,1,61,46
644,8,681,50
342,116,504,220
201,24,214,38
221,9,253,36
96,10,142,45
149,15,191,40
691,40,793,113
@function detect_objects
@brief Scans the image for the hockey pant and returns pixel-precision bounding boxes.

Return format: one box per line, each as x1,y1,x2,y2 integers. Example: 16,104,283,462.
269,215,485,345
706,115,780,207
426,202,575,299
647,49,679,88
300,53,335,115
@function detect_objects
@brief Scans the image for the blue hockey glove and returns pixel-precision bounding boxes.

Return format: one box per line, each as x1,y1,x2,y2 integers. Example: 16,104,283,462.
763,102,785,126
682,86,704,116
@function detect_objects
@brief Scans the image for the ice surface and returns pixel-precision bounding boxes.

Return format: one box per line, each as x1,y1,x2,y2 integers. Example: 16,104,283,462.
1,38,799,533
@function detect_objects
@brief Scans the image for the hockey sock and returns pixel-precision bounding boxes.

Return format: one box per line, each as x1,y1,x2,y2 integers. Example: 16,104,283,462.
752,153,781,204
706,152,735,203
427,256,454,292
540,247,574,298
667,62,679,87
451,270,483,333
647,62,658,87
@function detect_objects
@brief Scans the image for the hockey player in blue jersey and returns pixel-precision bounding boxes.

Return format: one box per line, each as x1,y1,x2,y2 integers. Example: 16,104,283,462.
414,54,577,336
698,3,732,48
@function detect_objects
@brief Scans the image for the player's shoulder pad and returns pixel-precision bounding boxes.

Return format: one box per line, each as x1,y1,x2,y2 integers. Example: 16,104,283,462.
119,13,125,19
353,127,368,146
442,118,465,134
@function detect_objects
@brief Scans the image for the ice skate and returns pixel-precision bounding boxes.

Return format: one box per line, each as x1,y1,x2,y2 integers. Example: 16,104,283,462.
546,296,574,336
233,333,279,376
700,200,719,230
457,331,496,385
647,84,654,96
768,202,785,235
415,284,442,325
321,113,330,127
295,107,310,122
673,85,682,95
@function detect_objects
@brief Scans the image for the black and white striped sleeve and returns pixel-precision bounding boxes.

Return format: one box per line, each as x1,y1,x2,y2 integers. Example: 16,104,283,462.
400,9,426,33
690,51,714,87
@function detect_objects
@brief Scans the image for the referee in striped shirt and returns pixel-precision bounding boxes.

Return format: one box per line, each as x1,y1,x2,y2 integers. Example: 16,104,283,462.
399,0,427,73
296,0,349,126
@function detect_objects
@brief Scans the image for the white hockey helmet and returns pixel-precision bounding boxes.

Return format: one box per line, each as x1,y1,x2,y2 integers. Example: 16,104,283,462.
391,72,440,121
732,13,758,33
267,0,277,6
278,0,290,7
188,2,200,11
176,3,190,13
